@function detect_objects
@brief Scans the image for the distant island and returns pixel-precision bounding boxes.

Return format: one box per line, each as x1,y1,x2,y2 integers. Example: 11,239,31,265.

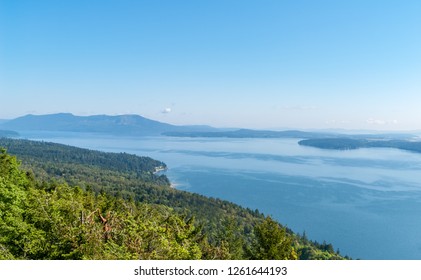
163,129,335,139
299,138,421,154
0,113,345,139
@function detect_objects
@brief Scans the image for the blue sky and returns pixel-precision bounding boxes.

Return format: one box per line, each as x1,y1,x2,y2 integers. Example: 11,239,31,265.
1,0,420,130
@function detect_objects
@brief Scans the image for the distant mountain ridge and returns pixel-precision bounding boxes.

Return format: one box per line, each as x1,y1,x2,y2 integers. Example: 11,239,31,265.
0,113,220,136
0,113,336,138
2,113,417,140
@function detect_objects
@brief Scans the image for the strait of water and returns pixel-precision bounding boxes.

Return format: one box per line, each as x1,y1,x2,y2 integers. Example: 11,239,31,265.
20,132,421,260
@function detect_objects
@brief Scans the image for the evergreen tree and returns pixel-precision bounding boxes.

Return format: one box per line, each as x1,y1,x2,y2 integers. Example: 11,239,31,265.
248,216,297,260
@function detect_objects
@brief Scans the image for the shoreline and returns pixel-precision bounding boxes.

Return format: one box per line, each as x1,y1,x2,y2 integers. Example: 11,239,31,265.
153,166,167,174
153,166,179,189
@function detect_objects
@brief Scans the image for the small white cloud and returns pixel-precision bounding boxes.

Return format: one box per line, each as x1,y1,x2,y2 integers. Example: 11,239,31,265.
366,118,386,125
366,118,398,125
280,105,317,110
325,120,350,125
162,108,172,114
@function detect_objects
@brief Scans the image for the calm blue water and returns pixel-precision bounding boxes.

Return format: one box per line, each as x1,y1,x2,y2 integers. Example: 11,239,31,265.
20,132,421,259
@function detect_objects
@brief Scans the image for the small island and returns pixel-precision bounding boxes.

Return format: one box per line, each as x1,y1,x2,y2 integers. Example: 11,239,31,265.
298,138,421,154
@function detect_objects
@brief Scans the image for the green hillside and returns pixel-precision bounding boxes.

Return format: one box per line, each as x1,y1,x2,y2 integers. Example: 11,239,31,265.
0,138,347,260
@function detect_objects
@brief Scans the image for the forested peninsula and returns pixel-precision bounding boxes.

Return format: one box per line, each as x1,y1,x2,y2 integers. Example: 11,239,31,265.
0,138,346,260
299,138,421,153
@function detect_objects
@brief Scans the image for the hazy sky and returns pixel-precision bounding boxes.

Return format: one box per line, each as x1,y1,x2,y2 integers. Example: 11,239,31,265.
1,0,420,130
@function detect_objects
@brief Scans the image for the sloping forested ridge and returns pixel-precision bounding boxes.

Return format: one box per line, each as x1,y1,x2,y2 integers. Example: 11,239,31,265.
0,130,19,138
0,138,347,260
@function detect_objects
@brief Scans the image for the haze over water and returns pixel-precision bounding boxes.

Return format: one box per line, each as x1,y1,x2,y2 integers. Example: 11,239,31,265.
21,132,421,259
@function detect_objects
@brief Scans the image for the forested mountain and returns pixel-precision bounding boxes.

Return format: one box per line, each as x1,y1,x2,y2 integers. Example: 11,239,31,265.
0,138,347,260
0,113,219,136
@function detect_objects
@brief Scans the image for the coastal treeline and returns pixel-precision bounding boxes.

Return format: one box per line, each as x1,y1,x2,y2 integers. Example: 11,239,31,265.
0,138,346,259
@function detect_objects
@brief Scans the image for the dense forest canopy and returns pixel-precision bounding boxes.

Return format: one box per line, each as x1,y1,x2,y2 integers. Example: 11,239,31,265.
0,138,347,260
